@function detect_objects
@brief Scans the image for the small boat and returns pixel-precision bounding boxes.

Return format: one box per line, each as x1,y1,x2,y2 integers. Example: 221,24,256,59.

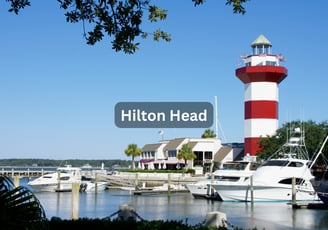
186,155,259,201
28,165,107,192
133,183,187,195
79,176,108,192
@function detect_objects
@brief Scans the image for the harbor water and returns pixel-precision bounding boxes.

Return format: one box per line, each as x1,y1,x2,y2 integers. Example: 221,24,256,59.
20,178,328,229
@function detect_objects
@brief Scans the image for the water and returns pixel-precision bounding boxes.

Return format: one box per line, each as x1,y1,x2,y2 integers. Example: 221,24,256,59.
21,179,328,229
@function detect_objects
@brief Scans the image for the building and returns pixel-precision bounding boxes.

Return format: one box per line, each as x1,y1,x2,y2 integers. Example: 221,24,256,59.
236,34,288,156
139,137,238,174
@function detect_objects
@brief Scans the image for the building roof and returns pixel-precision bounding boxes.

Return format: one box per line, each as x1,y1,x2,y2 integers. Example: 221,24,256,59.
142,143,162,152
251,34,272,47
163,138,185,151
187,141,198,149
213,146,233,162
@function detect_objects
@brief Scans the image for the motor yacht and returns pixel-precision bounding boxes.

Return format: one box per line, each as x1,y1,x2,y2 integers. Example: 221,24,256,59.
211,131,318,202
28,165,108,192
186,155,259,201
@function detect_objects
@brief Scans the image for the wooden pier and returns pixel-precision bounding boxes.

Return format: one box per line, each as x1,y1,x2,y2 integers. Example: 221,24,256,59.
0,167,55,178
133,188,188,195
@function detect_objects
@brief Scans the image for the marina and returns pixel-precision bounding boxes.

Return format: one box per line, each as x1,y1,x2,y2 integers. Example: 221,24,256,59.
23,181,328,229
0,177,323,229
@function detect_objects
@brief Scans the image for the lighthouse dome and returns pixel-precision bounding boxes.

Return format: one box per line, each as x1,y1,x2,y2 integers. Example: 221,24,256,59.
251,34,272,55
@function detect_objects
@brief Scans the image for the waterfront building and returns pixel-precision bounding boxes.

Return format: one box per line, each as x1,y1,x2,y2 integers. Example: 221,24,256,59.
139,138,243,174
236,34,288,156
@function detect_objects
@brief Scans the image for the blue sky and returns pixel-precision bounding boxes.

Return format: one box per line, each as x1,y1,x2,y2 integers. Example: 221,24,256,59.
0,1,327,160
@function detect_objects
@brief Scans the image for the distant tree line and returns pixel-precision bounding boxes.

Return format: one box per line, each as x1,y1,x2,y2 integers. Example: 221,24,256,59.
0,158,131,169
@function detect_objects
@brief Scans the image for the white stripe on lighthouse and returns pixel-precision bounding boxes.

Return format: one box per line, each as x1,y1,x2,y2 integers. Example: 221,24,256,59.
245,119,278,138
244,82,278,102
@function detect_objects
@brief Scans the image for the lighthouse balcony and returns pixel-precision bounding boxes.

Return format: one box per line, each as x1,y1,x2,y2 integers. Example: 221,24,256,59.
236,65,288,84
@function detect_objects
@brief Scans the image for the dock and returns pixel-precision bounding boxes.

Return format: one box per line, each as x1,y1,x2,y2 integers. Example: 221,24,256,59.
0,167,56,178
290,202,328,209
133,189,188,195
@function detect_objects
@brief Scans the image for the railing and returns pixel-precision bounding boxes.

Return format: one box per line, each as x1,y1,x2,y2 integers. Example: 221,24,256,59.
0,167,56,178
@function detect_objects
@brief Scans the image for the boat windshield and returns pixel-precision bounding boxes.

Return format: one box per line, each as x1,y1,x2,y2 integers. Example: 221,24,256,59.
222,162,248,170
262,160,289,167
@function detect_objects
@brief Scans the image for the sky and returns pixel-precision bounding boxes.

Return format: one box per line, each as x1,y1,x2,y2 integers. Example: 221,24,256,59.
0,1,327,160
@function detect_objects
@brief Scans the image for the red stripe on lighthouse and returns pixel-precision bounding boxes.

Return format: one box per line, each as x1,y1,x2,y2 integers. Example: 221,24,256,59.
244,137,262,155
245,100,278,119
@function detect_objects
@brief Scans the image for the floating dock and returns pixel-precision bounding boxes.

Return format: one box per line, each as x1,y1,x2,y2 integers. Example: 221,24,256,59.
133,189,188,195
290,202,328,209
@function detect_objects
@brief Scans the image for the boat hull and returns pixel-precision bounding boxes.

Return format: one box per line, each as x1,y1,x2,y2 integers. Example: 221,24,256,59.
213,183,318,202
187,183,222,201
318,192,328,206
29,182,77,192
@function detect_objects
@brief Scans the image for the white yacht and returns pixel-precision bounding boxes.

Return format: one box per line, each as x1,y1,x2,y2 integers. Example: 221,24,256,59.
186,155,259,201
28,165,108,192
211,131,318,202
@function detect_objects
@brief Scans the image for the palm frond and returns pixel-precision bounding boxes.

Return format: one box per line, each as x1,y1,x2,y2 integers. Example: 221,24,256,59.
0,176,48,230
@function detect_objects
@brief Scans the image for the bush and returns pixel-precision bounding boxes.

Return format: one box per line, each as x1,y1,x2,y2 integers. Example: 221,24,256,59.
48,218,222,230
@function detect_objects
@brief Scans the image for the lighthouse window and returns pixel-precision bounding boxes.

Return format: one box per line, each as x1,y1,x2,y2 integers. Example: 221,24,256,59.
259,47,264,54
264,45,270,54
265,61,277,66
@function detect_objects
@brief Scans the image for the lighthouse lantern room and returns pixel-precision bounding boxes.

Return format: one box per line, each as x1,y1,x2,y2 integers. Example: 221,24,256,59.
236,34,288,156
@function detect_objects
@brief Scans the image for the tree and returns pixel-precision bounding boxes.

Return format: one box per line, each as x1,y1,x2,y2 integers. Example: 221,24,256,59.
201,129,216,138
124,143,142,169
177,143,197,169
0,176,47,230
5,0,248,54
257,120,328,161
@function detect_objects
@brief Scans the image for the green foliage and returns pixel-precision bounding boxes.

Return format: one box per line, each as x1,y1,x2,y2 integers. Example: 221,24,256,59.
177,144,197,167
125,143,142,169
124,143,142,157
226,0,248,14
201,129,216,138
257,120,328,161
47,217,226,230
0,176,47,230
6,0,30,14
4,0,248,54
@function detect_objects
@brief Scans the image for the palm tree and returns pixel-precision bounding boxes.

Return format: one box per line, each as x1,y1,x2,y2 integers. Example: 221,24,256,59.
124,143,142,170
177,143,197,169
0,176,47,230
201,129,216,138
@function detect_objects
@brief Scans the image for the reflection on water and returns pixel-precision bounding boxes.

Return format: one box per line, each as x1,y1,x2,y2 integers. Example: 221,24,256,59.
22,178,328,229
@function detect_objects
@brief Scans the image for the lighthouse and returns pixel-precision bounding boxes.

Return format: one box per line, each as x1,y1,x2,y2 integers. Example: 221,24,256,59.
236,34,288,156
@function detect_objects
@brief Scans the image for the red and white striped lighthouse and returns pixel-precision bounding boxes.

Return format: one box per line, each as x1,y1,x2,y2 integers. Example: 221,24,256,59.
236,34,288,156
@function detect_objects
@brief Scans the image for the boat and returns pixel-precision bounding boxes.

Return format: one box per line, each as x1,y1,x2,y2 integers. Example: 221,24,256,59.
79,176,109,192
28,165,108,192
186,155,259,201
211,129,319,202
133,183,187,195
309,135,328,206
313,180,328,206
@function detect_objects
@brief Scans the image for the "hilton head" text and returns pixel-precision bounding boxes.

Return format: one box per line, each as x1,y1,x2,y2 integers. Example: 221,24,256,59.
121,109,207,122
